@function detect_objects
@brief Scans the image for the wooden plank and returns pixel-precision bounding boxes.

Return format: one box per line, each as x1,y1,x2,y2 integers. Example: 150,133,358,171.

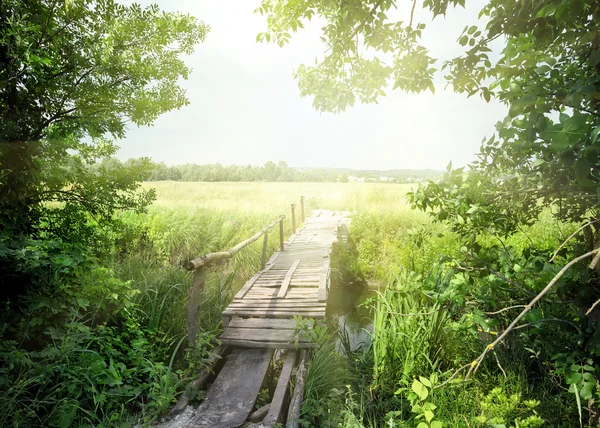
262,251,280,272
318,260,329,302
221,309,325,318
227,318,299,330
287,350,307,428
277,259,300,299
221,328,309,343
224,307,324,315
219,339,315,349
227,301,326,308
234,272,263,300
188,348,273,428
263,351,297,425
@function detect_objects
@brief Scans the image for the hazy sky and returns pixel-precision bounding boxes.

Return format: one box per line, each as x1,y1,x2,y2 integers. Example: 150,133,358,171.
116,1,507,171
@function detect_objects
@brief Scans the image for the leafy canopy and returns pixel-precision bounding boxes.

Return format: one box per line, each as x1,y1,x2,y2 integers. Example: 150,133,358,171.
0,0,208,295
258,0,600,232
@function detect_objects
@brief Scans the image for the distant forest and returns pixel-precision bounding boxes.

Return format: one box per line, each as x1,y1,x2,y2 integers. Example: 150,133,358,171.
95,157,442,183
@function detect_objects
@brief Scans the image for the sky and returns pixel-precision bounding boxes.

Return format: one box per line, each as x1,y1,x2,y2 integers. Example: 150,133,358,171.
116,1,508,171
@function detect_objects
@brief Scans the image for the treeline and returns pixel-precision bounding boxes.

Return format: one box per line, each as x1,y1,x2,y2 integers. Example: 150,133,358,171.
148,160,341,182
94,158,342,182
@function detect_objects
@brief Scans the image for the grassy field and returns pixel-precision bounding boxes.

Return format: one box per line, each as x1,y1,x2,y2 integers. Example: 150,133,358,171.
141,180,416,214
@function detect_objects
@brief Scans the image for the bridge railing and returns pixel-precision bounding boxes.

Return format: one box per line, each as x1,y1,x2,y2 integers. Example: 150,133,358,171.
185,198,305,345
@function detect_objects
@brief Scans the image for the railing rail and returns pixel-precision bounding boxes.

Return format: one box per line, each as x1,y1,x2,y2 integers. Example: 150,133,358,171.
185,215,285,271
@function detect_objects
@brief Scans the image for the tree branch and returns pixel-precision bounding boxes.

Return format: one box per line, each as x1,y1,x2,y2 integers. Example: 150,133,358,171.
465,250,598,380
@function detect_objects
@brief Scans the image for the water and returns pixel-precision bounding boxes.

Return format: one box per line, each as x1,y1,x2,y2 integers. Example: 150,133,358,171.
327,285,376,352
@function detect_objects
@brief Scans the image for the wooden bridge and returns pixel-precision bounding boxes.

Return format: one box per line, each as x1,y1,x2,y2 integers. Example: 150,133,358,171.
161,203,350,428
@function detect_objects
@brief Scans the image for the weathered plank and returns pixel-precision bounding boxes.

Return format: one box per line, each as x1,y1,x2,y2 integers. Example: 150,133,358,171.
187,348,273,428
221,309,325,318
286,350,308,428
277,259,301,299
234,272,264,300
227,318,299,330
219,339,315,349
263,351,297,425
227,301,326,308
221,328,309,343
318,260,329,302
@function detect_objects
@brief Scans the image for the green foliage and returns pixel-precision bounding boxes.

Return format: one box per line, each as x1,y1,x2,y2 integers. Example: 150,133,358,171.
0,263,183,427
475,387,544,428
390,375,443,428
301,340,350,427
0,0,208,297
372,270,459,393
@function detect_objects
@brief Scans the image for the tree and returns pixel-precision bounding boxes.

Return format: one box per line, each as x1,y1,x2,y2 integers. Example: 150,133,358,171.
258,0,600,419
257,0,600,230
0,0,208,295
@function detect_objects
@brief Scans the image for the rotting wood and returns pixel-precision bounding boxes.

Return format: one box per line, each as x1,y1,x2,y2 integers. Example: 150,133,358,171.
169,345,228,417
248,403,271,423
187,348,274,428
220,328,310,343
219,339,315,349
227,301,325,308
286,350,308,428
277,259,301,298
234,272,265,300
318,260,329,302
185,215,284,270
263,351,297,425
221,309,324,319
227,318,299,330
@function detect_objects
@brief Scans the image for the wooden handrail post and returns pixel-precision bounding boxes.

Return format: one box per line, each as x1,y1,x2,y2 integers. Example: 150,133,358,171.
300,196,305,223
291,204,296,234
279,217,285,251
261,230,269,270
187,266,207,346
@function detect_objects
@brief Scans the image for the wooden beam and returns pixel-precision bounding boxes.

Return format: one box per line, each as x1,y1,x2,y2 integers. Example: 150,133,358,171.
227,318,299,330
277,260,300,299
186,215,284,270
234,271,264,300
286,350,307,428
169,344,228,416
318,260,329,302
219,339,315,349
263,351,297,425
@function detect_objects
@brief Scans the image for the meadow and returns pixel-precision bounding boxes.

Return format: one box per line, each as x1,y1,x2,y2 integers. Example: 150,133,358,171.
124,181,579,427
0,180,582,427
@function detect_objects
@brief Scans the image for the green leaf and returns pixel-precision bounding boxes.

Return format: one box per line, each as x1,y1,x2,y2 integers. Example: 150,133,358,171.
423,402,437,411
412,379,429,401
419,376,432,387
430,422,443,428
574,158,589,179
424,410,434,422
531,158,545,167
566,371,582,384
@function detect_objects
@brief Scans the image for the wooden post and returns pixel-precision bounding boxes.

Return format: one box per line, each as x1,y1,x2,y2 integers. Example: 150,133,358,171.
291,204,296,234
300,196,305,223
280,217,285,251
187,266,207,346
261,230,268,270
